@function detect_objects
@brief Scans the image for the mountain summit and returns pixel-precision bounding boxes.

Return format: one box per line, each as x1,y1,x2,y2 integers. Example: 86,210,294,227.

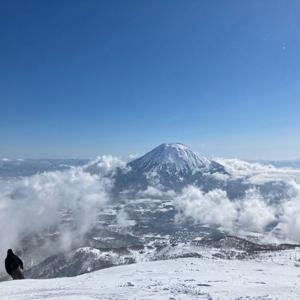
114,143,228,194
128,143,212,174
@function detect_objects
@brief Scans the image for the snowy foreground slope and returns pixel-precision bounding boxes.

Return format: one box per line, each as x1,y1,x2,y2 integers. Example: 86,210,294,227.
1,250,300,300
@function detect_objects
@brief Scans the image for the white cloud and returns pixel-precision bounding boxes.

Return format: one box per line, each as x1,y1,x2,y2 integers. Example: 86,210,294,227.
174,183,300,242
84,155,128,176
238,189,276,232
275,181,300,242
116,209,136,228
216,158,300,184
0,167,112,270
174,186,237,229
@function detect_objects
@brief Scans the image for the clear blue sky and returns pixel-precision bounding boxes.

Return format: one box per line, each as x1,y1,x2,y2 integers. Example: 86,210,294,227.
1,0,300,160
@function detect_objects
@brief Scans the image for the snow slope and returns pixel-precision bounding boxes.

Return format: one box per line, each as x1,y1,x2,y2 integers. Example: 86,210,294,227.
1,250,300,300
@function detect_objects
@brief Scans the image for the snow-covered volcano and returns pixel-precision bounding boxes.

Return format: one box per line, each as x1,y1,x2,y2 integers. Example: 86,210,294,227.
128,143,219,174
114,143,228,194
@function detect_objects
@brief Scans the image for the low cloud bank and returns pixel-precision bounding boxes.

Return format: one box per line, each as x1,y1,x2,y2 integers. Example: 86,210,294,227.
216,158,300,184
0,156,117,272
277,181,300,242
84,155,127,176
174,187,237,229
174,182,300,243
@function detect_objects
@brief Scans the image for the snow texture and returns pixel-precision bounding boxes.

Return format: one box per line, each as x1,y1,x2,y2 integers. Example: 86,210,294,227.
1,250,300,300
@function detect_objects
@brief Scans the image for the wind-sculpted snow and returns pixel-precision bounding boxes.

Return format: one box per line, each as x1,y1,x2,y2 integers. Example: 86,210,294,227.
1,251,300,300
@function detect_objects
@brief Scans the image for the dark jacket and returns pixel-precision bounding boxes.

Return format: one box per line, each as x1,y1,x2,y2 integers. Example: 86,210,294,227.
5,249,23,275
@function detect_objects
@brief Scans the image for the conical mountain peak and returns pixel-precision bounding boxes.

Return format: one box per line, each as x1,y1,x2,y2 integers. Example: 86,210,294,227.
129,143,211,173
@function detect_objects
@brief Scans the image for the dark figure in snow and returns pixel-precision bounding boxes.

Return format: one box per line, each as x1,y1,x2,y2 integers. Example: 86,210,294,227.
5,249,24,280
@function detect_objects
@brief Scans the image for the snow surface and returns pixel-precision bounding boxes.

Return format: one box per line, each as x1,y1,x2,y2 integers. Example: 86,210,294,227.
1,250,300,300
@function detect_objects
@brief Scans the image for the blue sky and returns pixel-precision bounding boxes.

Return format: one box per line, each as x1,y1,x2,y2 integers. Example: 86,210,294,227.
1,0,300,160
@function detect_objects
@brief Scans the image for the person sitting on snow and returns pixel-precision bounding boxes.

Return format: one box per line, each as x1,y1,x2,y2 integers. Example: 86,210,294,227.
5,249,24,280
